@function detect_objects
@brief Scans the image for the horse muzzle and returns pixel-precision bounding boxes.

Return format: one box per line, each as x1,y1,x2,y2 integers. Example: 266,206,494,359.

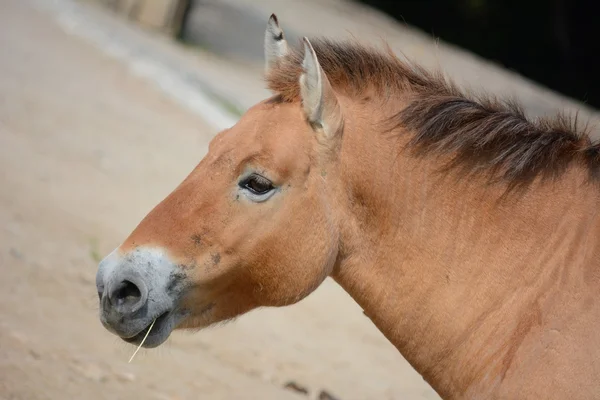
95,247,186,348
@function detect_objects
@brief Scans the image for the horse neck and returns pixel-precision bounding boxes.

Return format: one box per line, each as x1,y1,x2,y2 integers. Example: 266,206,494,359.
331,98,600,398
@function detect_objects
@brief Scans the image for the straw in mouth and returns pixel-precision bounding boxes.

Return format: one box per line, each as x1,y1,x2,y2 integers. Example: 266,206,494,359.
128,318,156,363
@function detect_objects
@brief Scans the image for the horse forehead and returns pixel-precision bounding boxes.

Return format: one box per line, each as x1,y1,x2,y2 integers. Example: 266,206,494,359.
243,100,304,139
214,101,308,163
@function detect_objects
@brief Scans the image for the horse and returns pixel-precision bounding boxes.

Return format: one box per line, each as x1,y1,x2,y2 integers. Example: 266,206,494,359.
96,14,600,399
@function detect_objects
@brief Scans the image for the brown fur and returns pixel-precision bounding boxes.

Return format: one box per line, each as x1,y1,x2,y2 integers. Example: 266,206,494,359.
267,39,598,189
109,32,600,400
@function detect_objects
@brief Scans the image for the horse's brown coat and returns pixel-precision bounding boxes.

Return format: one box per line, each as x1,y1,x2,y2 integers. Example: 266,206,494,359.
117,33,600,399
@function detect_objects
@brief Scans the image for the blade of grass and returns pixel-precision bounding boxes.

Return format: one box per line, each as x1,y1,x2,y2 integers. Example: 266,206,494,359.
128,319,156,363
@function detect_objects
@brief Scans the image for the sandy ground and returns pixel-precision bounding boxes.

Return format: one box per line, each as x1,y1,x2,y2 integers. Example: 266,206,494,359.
0,1,440,399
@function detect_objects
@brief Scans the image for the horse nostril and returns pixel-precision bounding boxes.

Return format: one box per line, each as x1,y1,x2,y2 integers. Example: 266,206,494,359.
109,280,144,313
112,280,141,305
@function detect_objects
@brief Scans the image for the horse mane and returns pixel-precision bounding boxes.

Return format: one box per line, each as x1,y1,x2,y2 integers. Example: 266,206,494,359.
266,38,600,188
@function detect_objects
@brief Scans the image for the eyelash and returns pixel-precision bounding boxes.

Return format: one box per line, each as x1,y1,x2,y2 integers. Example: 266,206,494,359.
239,174,274,195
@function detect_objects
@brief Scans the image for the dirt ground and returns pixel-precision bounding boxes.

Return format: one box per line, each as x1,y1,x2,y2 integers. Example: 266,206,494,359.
0,1,440,399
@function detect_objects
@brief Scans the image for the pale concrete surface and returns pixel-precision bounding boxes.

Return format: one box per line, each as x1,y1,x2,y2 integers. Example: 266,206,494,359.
81,0,188,35
37,0,268,126
0,0,440,399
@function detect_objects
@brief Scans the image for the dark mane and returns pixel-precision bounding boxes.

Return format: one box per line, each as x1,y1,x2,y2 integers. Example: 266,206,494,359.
266,38,600,188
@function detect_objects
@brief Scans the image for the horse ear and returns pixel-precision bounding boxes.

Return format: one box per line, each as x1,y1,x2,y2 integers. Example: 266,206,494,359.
264,14,289,73
300,38,343,141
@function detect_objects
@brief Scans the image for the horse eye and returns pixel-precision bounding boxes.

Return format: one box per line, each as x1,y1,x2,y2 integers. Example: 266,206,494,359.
241,175,274,195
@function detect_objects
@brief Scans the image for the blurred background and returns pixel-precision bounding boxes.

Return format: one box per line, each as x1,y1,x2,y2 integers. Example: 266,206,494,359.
0,0,597,399
359,0,599,109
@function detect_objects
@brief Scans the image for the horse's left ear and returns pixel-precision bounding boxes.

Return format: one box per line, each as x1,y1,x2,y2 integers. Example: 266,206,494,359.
300,38,344,142
264,14,289,73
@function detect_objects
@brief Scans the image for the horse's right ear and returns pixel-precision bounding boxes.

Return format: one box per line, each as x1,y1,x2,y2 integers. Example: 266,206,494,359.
299,38,343,144
264,14,289,73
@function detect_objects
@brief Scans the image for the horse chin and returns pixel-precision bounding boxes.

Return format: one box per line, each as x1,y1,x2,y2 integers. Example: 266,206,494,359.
173,302,224,332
